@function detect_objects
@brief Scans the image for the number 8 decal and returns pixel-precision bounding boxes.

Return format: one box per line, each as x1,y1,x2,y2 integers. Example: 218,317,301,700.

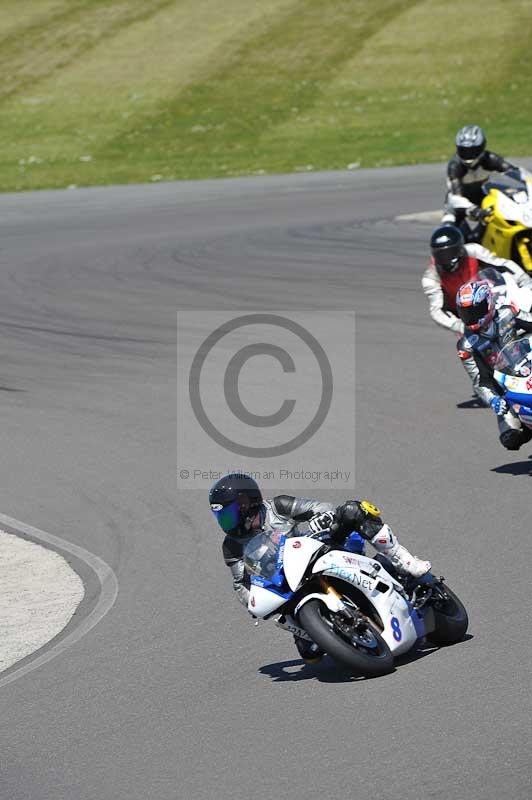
391,616,402,641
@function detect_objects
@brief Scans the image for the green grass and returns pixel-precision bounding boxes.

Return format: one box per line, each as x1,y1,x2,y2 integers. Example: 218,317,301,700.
1,0,532,191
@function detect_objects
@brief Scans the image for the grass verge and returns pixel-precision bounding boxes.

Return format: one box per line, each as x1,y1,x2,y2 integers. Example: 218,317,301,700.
1,0,532,191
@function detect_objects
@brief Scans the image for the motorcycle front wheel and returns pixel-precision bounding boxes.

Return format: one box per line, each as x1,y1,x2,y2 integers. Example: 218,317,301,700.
427,583,468,646
298,599,393,677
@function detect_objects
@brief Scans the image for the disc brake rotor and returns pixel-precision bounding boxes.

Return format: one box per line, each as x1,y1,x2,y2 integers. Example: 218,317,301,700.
332,611,379,650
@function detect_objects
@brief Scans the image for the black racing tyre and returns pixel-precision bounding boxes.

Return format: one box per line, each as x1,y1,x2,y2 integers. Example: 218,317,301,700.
427,583,468,646
298,599,394,677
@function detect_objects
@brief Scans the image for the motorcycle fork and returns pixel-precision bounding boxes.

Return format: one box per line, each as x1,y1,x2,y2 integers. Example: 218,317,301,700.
318,577,355,619
319,576,342,601
319,577,371,633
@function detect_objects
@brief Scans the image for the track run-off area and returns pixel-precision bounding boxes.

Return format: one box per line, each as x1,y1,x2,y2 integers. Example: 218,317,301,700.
0,164,530,800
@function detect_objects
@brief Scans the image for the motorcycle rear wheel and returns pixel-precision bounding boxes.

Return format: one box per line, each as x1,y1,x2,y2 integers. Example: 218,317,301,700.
298,599,393,677
427,583,468,646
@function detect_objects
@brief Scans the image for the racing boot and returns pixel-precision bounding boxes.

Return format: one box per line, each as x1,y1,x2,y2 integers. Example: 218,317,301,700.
370,525,431,579
293,635,324,665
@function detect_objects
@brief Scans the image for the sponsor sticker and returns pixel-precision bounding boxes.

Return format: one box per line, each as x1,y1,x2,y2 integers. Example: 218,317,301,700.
342,554,360,566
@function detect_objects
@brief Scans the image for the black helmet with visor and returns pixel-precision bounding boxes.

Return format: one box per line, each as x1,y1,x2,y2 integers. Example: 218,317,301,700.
430,225,466,274
209,473,263,537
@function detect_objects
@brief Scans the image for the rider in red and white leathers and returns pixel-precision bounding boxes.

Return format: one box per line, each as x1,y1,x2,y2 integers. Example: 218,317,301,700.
422,225,532,334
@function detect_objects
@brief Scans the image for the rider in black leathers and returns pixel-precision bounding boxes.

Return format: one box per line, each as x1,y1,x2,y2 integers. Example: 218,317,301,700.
442,125,519,242
209,474,430,664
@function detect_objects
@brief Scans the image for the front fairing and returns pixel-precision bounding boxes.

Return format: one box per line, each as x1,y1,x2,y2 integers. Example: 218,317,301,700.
245,530,293,618
494,335,532,426
248,579,292,617
483,172,532,227
245,530,322,617
311,550,425,655
282,535,326,591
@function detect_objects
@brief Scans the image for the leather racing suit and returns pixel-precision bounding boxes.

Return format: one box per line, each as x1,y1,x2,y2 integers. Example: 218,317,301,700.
422,244,532,334
222,496,406,607
442,151,517,239
457,303,532,449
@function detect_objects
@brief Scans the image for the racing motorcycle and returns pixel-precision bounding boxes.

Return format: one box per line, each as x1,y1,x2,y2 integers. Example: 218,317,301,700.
494,334,532,429
479,167,532,272
244,527,468,677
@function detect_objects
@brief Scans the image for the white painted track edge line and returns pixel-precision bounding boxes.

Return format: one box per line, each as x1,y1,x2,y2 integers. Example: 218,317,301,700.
0,512,119,689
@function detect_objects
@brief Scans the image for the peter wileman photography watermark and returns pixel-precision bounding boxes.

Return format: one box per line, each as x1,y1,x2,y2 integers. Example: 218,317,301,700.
177,311,355,490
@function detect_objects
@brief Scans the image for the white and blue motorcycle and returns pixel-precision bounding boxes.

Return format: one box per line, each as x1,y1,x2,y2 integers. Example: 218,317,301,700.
494,333,532,428
244,527,468,677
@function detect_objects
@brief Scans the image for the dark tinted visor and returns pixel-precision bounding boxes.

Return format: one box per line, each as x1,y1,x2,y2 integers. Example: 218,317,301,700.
457,143,484,162
460,298,489,325
435,246,461,269
211,499,241,533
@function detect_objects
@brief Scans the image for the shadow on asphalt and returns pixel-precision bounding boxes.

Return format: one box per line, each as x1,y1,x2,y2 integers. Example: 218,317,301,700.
258,635,473,683
492,456,532,475
394,632,473,669
456,398,483,409
258,657,369,683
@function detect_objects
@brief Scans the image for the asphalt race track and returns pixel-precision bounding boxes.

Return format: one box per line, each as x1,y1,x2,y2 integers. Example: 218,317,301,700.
0,165,531,800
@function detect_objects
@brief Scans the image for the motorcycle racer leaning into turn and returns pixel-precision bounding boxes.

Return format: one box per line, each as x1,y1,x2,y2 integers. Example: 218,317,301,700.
422,224,532,334
442,124,523,241
209,473,430,664
455,279,532,451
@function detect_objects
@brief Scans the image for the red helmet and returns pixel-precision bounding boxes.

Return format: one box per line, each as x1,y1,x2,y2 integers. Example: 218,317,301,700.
456,280,495,332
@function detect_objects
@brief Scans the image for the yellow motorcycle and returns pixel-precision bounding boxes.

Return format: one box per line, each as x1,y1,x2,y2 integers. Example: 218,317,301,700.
479,168,532,272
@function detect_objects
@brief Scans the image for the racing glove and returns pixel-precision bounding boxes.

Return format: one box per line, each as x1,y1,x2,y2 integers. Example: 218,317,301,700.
308,511,336,535
465,206,483,222
490,396,508,416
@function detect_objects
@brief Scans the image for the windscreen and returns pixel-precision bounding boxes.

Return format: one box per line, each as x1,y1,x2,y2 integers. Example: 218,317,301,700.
243,530,285,579
493,336,532,377
483,169,527,198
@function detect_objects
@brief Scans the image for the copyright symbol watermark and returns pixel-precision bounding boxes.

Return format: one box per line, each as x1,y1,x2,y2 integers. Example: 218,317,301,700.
189,314,332,457
177,310,355,490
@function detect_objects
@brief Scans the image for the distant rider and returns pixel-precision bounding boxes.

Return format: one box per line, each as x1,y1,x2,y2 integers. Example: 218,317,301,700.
209,473,430,664
455,279,532,450
422,224,532,334
442,125,520,241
